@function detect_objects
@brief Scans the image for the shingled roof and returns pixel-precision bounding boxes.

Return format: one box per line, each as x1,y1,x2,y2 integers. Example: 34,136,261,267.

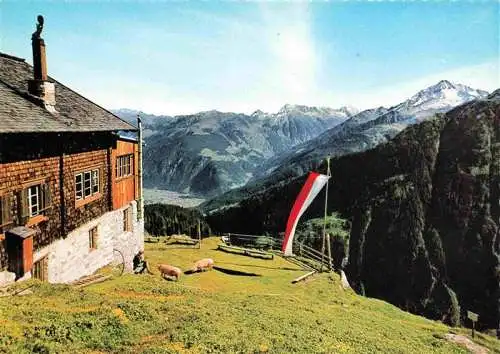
0,52,136,133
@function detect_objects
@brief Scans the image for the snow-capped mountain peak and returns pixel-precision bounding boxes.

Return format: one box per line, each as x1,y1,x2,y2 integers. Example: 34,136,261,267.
275,104,358,119
435,79,456,90
399,80,489,117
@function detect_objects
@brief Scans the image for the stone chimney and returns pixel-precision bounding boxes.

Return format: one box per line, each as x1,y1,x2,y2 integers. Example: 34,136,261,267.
28,15,56,112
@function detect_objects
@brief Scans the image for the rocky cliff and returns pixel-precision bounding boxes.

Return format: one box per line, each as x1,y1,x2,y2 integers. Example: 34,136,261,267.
205,91,500,328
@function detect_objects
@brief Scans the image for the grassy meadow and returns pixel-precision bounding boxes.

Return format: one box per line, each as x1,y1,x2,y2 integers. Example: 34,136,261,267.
0,237,498,353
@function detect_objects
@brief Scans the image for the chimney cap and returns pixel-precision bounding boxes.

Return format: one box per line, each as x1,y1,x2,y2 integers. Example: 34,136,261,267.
32,15,44,40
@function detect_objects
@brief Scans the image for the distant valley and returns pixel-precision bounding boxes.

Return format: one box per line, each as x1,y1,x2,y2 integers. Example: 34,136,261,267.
114,80,487,201
114,105,357,197
143,188,205,208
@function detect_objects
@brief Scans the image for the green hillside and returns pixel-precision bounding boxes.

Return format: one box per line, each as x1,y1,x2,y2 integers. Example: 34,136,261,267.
0,237,498,353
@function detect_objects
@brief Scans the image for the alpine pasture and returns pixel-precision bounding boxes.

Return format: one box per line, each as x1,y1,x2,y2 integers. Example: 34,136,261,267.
0,237,498,353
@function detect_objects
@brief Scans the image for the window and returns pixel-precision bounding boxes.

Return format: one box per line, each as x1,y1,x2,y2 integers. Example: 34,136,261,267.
75,174,83,200
89,226,98,250
28,185,41,217
116,155,134,178
17,183,51,223
92,170,99,194
75,168,100,202
123,207,132,232
33,256,48,281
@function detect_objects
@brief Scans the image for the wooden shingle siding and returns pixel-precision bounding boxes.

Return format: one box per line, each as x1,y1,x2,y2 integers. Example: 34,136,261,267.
0,137,114,271
0,156,61,260
63,149,110,233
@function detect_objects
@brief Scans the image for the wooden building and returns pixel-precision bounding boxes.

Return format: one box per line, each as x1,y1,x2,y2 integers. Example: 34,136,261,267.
0,18,144,285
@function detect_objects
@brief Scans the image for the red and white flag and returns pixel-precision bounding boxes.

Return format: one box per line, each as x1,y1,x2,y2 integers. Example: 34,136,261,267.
282,172,330,256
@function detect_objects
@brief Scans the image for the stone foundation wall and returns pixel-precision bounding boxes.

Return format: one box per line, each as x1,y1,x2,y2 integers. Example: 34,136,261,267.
112,202,144,273
0,200,143,285
43,201,143,283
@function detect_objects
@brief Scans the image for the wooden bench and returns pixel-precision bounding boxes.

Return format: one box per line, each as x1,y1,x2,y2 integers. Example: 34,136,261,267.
217,244,274,260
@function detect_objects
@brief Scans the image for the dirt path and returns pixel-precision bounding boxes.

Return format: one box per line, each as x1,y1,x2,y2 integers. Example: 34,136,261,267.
444,334,489,354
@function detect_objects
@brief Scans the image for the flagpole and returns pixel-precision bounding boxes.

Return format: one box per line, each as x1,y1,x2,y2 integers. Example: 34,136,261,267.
197,219,201,249
321,157,331,272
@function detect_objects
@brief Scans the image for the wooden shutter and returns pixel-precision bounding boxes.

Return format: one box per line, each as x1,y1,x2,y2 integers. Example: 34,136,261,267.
17,189,29,224
0,194,12,226
42,183,51,211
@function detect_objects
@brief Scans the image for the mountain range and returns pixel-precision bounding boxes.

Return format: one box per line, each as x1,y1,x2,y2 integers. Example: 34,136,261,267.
113,80,488,199
114,105,357,196
251,80,489,184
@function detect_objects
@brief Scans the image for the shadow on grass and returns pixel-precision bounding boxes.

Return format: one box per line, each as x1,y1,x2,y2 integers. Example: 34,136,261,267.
182,266,261,277
216,261,300,272
213,266,261,276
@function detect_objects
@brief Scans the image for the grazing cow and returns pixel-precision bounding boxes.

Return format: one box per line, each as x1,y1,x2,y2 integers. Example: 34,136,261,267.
157,264,182,281
194,258,214,272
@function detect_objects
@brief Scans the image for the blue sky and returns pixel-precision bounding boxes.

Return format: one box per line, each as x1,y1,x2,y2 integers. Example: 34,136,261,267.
1,1,498,115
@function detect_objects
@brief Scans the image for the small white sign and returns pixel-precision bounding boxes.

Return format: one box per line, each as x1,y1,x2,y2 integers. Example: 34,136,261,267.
467,311,478,322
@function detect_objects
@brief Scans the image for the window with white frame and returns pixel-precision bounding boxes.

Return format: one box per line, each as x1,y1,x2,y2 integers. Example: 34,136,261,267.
75,168,100,201
92,170,99,194
75,174,83,200
84,171,92,198
17,183,51,223
28,185,42,217
116,155,133,178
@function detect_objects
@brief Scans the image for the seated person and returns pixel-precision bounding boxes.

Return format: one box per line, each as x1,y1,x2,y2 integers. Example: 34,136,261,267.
133,250,152,274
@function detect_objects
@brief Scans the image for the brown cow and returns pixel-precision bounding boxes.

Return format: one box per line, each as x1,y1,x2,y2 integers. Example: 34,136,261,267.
157,264,182,281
